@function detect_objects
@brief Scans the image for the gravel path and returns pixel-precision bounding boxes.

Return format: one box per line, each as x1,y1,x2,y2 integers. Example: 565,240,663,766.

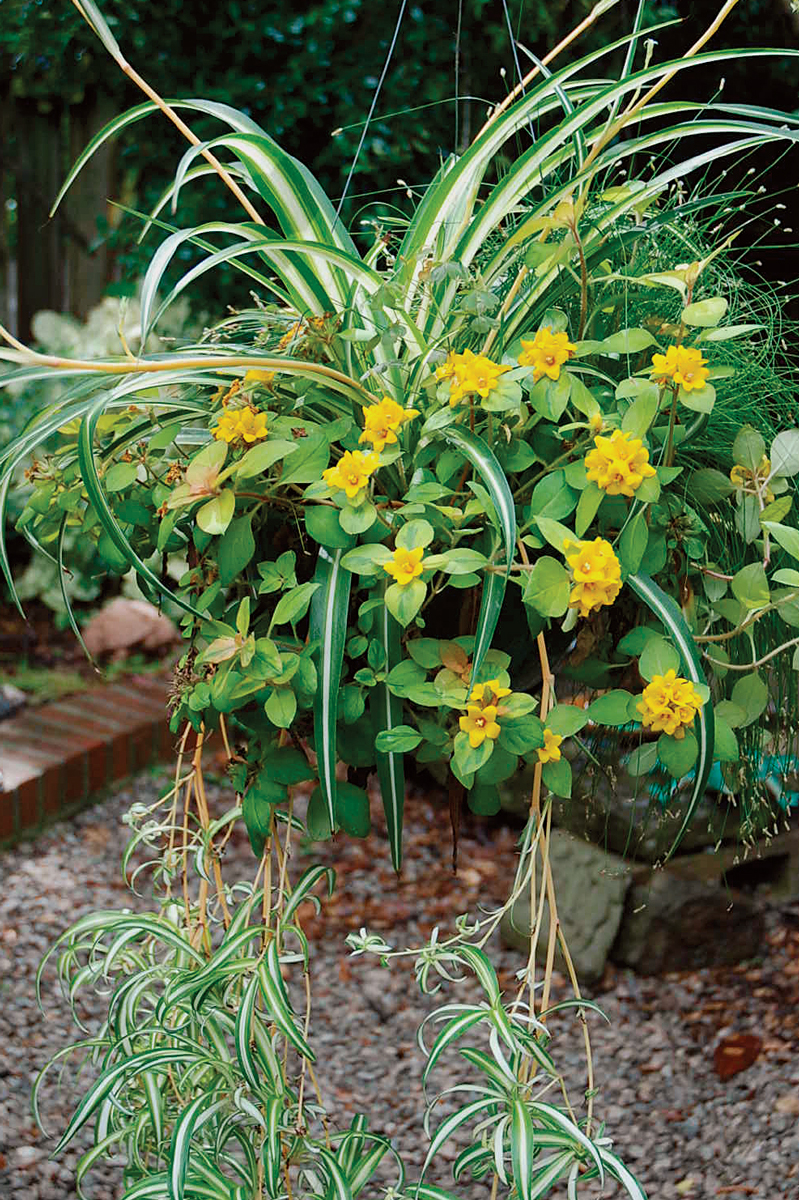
1,770,798,1199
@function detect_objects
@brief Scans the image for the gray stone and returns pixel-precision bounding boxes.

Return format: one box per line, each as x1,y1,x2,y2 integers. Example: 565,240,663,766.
611,869,765,974
499,829,632,983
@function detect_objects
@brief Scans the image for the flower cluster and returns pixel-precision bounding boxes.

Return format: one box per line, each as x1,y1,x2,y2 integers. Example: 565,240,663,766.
564,537,622,617
637,670,704,739
458,678,510,748
322,449,380,499
650,345,709,392
537,728,563,763
518,326,576,382
359,398,419,453
384,546,426,586
584,429,657,497
436,348,510,406
212,406,269,444
243,369,276,388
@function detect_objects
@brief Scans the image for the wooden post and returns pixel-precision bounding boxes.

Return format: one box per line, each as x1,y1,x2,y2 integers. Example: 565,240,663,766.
14,98,65,342
66,95,118,319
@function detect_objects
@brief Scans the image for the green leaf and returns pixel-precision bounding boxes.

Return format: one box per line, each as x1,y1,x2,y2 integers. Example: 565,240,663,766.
638,635,680,681
546,703,587,737
497,715,545,755
657,731,699,779
375,725,422,753
618,510,648,576
621,392,659,439
385,579,426,627
713,716,739,763
307,786,333,840
770,430,799,478
336,781,371,838
574,482,604,538
681,297,727,327
217,514,255,585
197,489,235,535
371,593,406,871
309,549,352,831
453,731,494,776
730,672,769,726
600,328,656,354
762,521,799,561
520,556,568,624
534,516,575,554
407,638,442,669
731,563,770,610
280,433,330,485
678,381,715,414
396,518,435,549
236,439,298,478
271,581,322,627
626,742,659,777
265,687,297,728
466,785,501,814
340,502,377,535
104,461,139,492
340,543,392,574
306,505,356,550
542,757,572,798
688,468,736,504
733,426,766,472
587,690,635,726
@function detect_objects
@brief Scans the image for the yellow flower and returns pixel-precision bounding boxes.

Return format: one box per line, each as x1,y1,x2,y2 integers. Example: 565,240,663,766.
322,449,380,499
212,406,269,444
436,349,511,406
468,678,511,707
650,345,710,392
637,669,703,740
584,429,657,498
383,546,426,586
459,704,501,749
358,397,420,452
537,728,563,764
564,537,622,618
517,326,576,383
243,369,276,388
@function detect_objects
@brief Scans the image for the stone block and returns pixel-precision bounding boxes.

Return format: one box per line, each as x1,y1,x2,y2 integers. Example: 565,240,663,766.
500,829,631,984
611,870,765,974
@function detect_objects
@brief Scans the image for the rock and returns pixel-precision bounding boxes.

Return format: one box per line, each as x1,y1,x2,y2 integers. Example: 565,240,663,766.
82,598,180,658
0,684,26,722
611,870,765,974
500,829,632,983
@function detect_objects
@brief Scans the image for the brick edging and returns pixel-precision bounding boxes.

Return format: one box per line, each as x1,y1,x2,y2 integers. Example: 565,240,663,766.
0,676,173,847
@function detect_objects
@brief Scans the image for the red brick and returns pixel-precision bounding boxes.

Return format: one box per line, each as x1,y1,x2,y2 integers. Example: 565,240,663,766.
128,722,158,772
87,742,110,794
18,777,42,830
38,764,63,821
12,712,107,753
61,750,89,808
109,730,131,782
104,683,170,717
46,697,132,735
125,674,171,703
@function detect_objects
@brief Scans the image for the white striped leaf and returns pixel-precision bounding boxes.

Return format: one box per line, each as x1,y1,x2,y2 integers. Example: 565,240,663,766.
628,572,714,859
258,946,315,1062
371,597,406,872
420,1097,500,1184
280,865,336,928
262,1095,284,1197
316,1147,354,1200
510,1098,537,1200
528,1101,603,1185
598,1146,649,1199
309,548,352,831
53,1048,204,1155
527,1151,577,1199
234,974,261,1093
435,426,515,689
423,1010,487,1084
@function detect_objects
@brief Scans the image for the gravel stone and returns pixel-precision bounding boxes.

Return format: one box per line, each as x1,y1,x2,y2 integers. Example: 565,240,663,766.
1,772,799,1198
